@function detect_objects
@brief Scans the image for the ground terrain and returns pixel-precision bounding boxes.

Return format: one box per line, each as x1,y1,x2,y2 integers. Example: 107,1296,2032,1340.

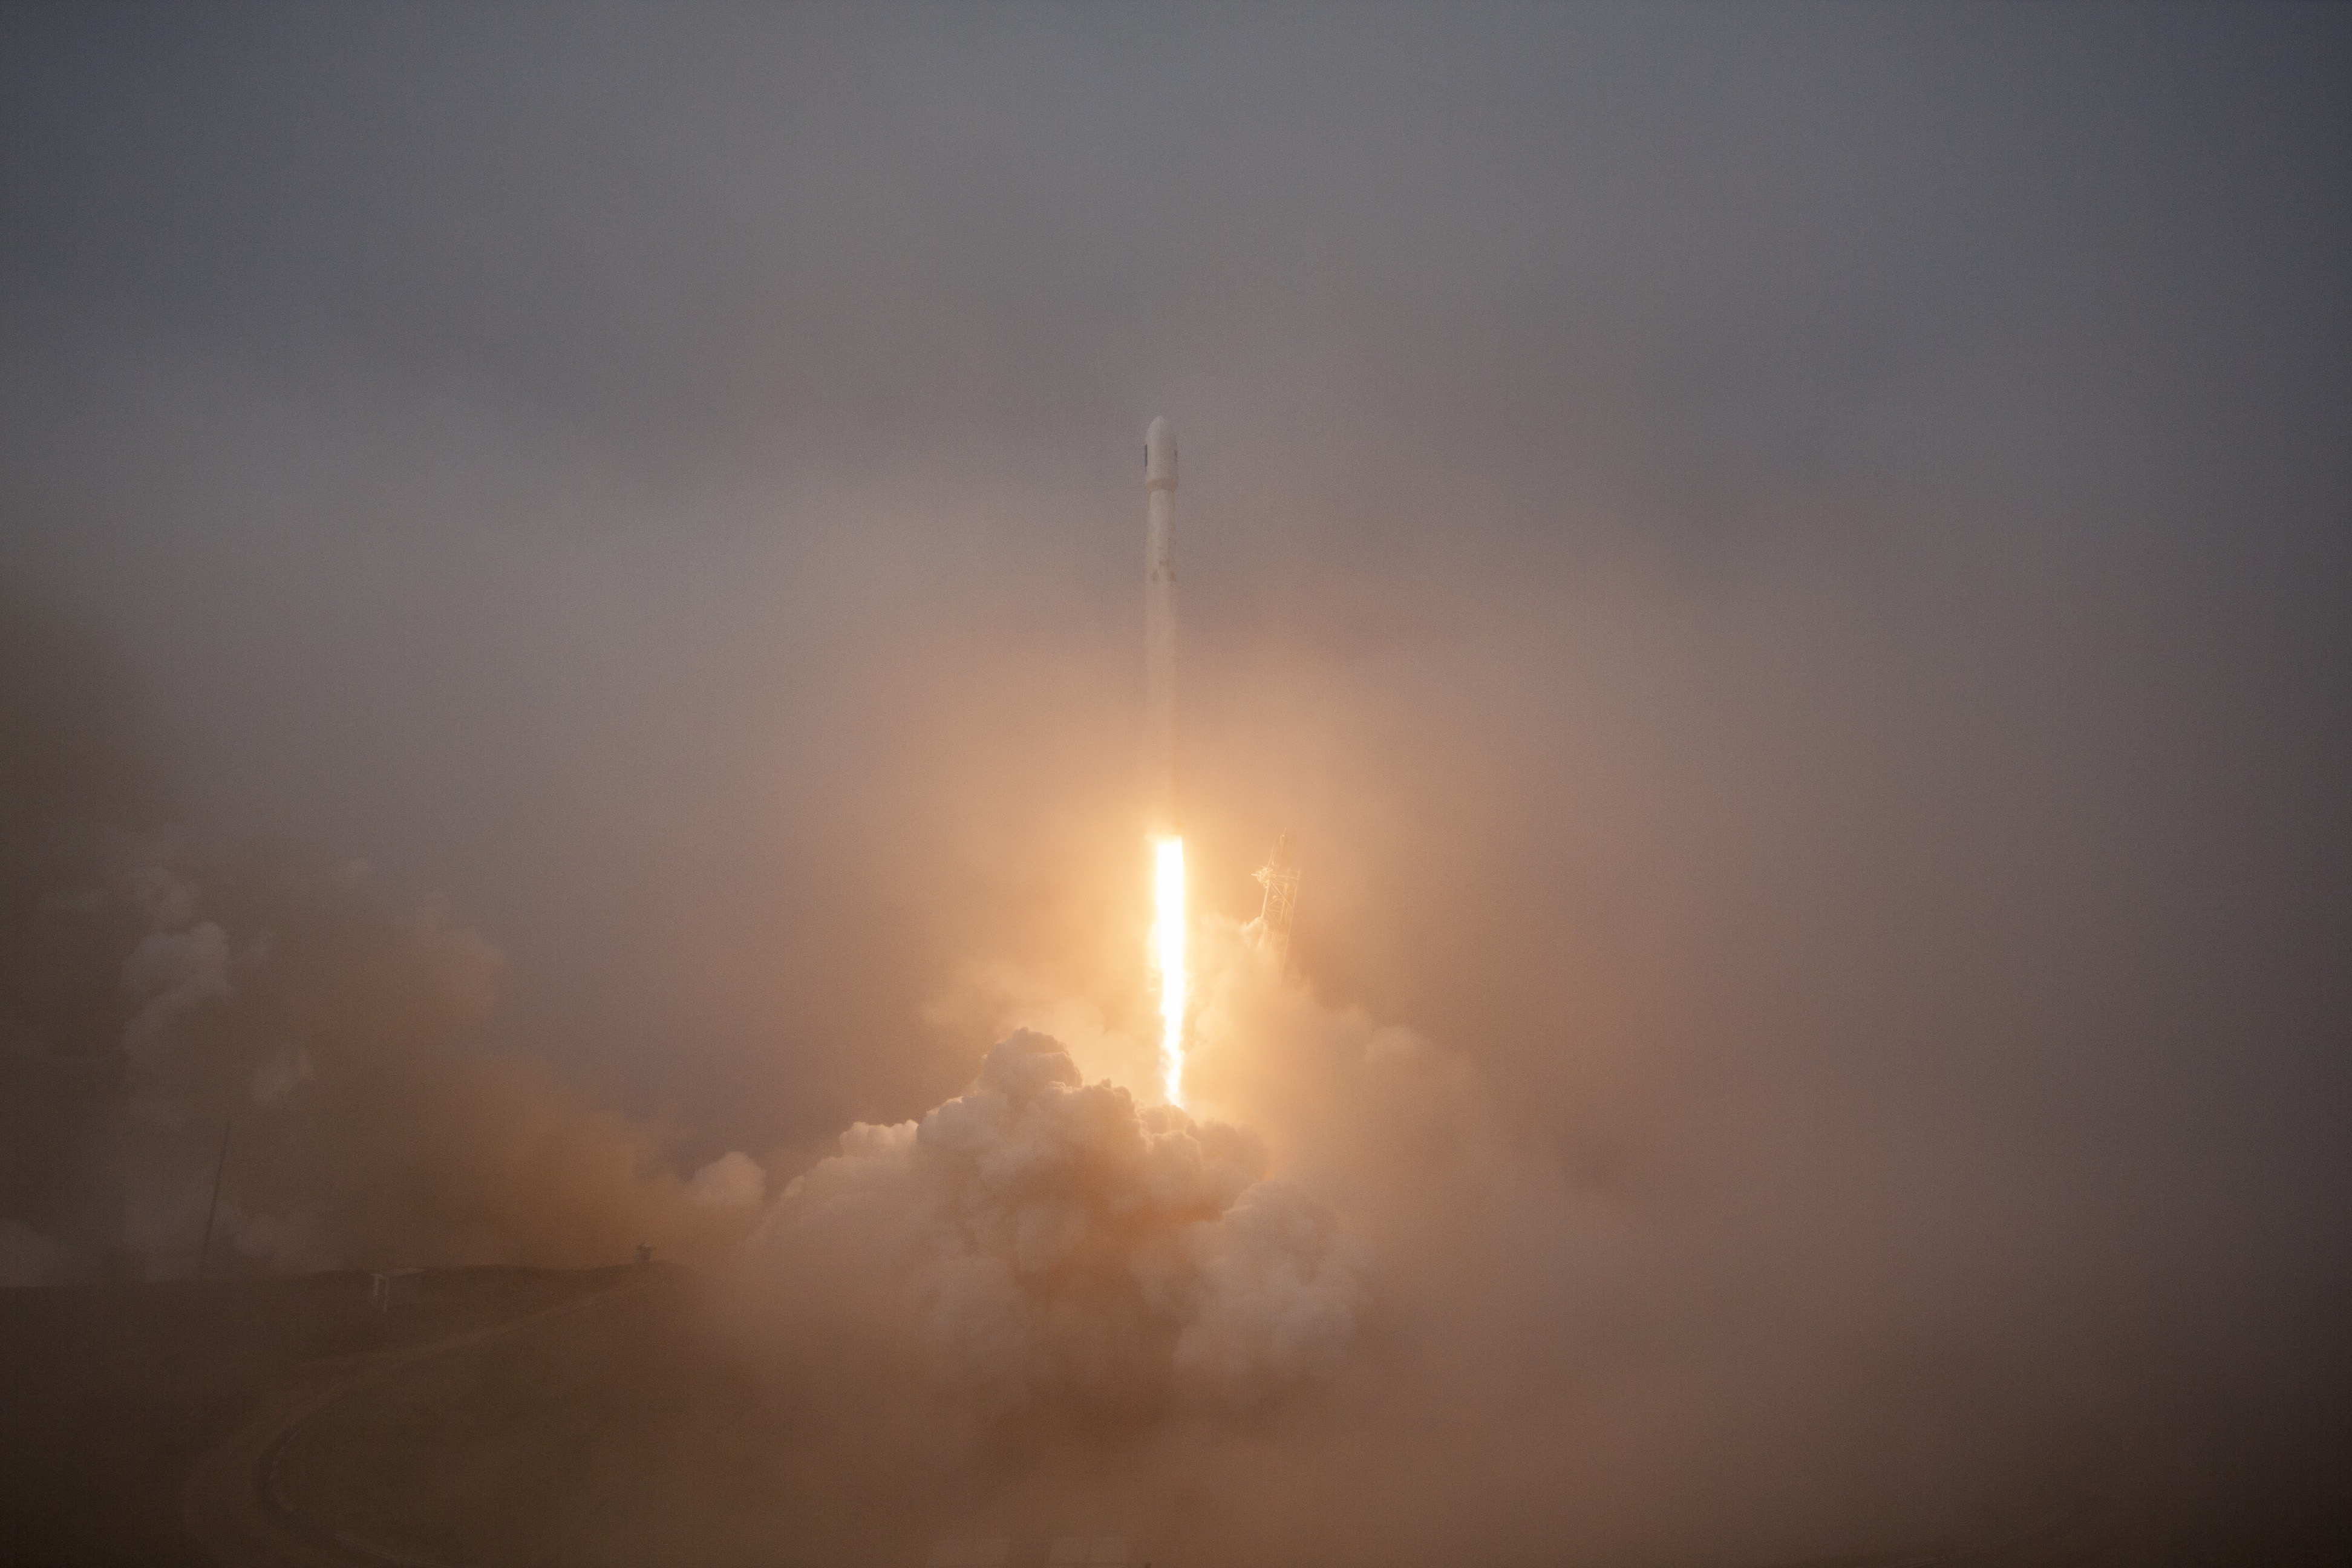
1,1267,2333,1567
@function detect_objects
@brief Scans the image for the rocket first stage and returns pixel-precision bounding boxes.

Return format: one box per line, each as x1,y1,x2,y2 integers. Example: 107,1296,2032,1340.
1145,416,1178,835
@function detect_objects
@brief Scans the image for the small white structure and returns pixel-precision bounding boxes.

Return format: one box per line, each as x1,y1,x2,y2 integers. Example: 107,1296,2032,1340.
368,1268,422,1312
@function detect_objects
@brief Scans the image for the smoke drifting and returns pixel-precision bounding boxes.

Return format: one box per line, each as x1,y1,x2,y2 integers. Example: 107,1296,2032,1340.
2,6,2349,1563
0,593,764,1283
714,905,2352,1566
733,1025,1361,1416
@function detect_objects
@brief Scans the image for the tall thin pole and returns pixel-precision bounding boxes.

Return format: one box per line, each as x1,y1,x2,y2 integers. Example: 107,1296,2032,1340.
197,1112,233,1278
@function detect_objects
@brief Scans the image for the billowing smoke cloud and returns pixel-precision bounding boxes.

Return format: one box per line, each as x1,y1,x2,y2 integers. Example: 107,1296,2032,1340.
708,900,2351,1566
733,1026,1362,1418
0,592,763,1282
2,8,2347,1562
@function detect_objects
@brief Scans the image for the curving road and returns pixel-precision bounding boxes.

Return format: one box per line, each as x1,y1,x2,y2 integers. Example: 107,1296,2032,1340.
179,1273,661,1568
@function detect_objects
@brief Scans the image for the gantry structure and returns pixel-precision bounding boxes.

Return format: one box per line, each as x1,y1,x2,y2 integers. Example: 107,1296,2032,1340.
1253,831,1301,970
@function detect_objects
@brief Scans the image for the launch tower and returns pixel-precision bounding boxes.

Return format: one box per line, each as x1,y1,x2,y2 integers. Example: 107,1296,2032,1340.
1253,831,1301,969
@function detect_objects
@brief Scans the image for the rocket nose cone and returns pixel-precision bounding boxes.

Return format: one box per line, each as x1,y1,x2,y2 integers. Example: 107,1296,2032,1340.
1146,417,1177,491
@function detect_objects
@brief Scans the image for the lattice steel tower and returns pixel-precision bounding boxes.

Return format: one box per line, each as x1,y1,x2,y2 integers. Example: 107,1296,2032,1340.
1253,831,1301,969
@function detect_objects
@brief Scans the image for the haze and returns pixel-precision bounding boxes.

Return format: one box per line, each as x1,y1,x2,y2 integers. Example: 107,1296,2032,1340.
2,5,2347,1564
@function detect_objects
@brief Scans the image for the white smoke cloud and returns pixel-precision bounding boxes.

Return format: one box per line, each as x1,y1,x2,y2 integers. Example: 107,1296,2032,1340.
23,849,774,1279
119,919,231,1057
124,863,200,930
732,1027,1365,1414
688,1149,767,1209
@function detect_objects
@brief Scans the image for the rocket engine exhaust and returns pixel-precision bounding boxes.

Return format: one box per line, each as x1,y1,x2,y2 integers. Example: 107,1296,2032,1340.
1144,417,1187,1105
1154,835,1187,1106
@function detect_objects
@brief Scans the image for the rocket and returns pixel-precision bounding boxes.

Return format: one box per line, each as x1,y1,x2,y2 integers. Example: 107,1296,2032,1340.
1145,416,1178,836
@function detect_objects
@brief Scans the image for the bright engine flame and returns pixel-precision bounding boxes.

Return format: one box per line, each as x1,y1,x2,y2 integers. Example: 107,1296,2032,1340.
1152,835,1189,1106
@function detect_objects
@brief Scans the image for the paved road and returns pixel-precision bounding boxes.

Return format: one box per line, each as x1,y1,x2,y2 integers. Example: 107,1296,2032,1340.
179,1274,659,1568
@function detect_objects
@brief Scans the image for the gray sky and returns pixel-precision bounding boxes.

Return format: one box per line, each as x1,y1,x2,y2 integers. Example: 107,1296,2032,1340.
4,0,2347,1313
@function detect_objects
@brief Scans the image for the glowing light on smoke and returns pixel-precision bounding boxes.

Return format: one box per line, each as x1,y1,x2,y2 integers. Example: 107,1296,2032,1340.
1153,835,1189,1106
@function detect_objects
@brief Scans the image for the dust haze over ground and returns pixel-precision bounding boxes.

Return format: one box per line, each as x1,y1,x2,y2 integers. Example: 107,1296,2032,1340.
3,4,2351,1564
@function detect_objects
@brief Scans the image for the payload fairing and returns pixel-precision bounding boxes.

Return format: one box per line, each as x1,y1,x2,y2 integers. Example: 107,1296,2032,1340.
1145,416,1178,835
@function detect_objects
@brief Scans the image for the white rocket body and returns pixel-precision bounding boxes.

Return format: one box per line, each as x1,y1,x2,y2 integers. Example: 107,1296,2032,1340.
1145,416,1178,835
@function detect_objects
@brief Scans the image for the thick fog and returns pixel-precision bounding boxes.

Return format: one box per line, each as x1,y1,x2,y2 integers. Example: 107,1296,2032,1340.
2,4,2348,1561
